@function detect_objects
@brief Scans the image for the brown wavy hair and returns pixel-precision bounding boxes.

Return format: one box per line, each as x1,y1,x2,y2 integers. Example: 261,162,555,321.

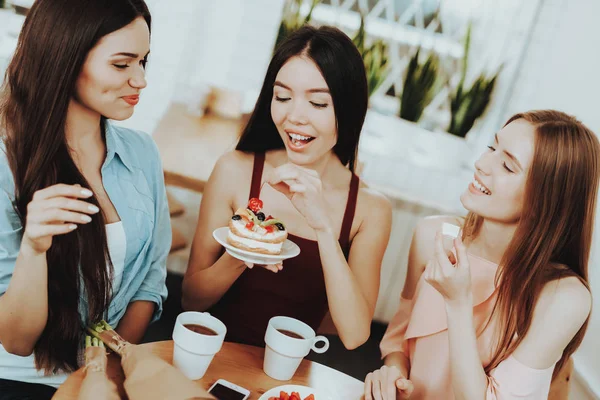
462,110,599,378
0,0,150,373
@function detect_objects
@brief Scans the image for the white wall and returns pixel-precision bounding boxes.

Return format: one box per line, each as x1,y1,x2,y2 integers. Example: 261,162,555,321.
118,0,285,134
502,0,600,395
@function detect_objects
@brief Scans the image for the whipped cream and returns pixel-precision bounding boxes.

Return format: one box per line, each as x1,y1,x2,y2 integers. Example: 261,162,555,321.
231,220,287,241
228,230,283,252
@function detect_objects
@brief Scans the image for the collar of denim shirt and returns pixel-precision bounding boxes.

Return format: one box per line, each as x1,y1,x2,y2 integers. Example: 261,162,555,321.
103,119,134,173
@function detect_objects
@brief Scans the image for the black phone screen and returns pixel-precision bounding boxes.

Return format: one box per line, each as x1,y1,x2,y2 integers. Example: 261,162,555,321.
208,382,247,400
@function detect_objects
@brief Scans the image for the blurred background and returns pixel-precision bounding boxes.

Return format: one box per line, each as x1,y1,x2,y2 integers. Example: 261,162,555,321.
1,0,598,398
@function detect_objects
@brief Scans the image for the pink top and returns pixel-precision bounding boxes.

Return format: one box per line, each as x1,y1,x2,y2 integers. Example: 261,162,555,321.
380,254,555,400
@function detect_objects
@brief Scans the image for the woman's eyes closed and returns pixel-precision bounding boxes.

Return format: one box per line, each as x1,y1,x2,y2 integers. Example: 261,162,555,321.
274,96,328,109
487,146,515,173
310,101,328,109
113,58,148,70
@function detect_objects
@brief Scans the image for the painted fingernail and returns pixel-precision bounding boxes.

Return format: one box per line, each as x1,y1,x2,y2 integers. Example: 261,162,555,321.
81,189,93,197
81,215,92,222
88,205,100,213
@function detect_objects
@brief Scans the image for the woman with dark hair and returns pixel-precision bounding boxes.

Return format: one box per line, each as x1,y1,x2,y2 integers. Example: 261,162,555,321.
0,0,170,398
183,25,392,349
365,111,599,399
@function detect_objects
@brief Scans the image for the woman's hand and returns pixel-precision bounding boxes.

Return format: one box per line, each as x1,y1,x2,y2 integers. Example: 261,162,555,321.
80,337,120,400
244,261,283,273
267,163,332,232
365,365,414,400
424,232,472,306
21,184,99,255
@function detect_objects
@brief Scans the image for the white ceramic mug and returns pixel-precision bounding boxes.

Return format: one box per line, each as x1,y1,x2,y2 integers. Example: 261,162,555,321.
172,311,226,380
263,316,329,381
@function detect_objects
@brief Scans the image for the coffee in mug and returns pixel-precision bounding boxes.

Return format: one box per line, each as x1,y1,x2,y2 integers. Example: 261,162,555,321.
184,324,219,336
264,316,329,381
276,329,304,339
172,312,226,380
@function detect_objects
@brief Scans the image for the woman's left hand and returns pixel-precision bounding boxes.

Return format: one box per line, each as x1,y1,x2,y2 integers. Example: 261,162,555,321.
80,341,120,400
268,163,332,232
424,232,472,306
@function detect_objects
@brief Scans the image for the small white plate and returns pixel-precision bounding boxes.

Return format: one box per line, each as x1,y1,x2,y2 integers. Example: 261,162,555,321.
258,385,329,400
213,227,300,265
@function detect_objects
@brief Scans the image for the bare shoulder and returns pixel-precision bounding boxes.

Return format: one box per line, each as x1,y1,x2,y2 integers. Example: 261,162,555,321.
205,150,255,204
350,184,392,243
356,183,392,217
512,275,591,368
414,215,462,247
536,276,591,327
213,150,254,176
402,215,461,273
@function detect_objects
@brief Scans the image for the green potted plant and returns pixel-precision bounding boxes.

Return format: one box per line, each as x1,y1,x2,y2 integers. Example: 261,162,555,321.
274,0,320,51
399,48,440,123
363,22,502,172
352,13,389,97
447,22,501,137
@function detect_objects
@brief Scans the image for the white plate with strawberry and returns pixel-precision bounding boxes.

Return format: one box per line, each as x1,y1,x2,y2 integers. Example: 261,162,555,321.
258,385,328,400
213,197,300,265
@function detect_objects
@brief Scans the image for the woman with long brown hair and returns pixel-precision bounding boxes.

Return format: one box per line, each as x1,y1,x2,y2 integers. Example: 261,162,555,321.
364,110,599,399
0,0,170,398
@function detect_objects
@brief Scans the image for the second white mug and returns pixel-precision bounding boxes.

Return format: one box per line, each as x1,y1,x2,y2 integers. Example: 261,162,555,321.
263,316,329,381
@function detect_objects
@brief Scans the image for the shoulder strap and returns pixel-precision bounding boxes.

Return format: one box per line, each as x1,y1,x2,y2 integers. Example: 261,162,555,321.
249,153,265,199
339,173,359,244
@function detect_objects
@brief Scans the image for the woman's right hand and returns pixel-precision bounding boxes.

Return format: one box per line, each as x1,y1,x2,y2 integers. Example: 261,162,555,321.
244,261,283,273
22,184,99,255
365,365,414,400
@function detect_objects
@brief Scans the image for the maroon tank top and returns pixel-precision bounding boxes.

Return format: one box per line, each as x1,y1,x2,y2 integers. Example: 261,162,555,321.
208,153,360,347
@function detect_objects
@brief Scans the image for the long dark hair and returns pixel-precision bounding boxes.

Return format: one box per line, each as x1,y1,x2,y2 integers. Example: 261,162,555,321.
0,0,151,373
462,110,599,378
236,25,368,172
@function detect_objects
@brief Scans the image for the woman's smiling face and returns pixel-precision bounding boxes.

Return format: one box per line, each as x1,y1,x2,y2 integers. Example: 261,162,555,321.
271,56,337,166
461,119,536,223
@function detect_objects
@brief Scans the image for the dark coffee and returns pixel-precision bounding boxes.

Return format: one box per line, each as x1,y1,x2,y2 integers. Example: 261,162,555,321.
184,323,218,336
277,329,304,339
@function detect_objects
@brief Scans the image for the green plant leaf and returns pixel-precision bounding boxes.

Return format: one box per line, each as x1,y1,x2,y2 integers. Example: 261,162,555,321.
399,48,440,122
448,71,499,137
274,0,322,52
447,21,500,137
352,12,367,56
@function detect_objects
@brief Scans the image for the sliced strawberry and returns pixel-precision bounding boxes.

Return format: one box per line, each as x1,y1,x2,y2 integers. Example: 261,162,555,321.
280,391,289,400
248,198,263,213
290,393,301,400
304,395,315,400
266,215,274,221
245,221,254,230
265,225,275,233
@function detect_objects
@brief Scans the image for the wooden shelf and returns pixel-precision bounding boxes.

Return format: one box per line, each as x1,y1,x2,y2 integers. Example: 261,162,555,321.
152,103,245,193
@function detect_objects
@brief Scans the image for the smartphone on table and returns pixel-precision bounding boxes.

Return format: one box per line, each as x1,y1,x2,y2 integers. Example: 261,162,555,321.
208,379,251,400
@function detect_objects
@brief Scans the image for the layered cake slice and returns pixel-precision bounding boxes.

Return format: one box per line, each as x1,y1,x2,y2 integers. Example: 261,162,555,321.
227,198,287,255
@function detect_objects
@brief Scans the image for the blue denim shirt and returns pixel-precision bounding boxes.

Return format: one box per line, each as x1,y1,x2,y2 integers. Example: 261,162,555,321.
0,121,171,386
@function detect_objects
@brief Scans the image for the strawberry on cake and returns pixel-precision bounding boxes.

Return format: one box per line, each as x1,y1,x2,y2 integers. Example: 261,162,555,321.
227,198,287,255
